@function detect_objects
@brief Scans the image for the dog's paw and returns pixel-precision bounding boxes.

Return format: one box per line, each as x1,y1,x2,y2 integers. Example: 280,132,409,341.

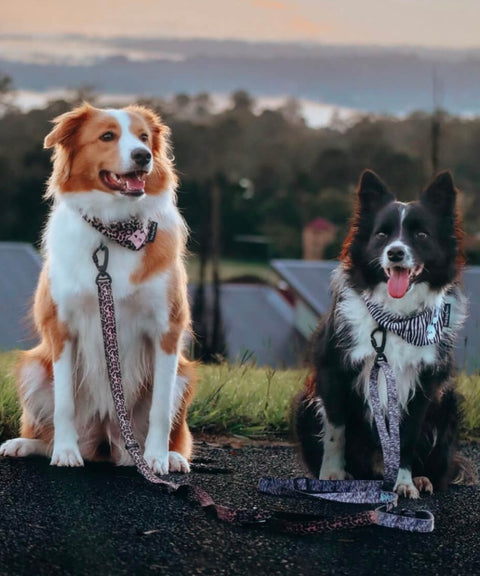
394,467,421,498
168,451,190,473
50,444,84,467
394,467,425,498
413,476,433,495
394,482,420,499
0,438,42,458
144,451,169,476
319,468,349,481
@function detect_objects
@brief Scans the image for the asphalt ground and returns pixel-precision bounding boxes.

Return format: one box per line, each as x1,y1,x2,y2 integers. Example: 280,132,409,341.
0,439,479,576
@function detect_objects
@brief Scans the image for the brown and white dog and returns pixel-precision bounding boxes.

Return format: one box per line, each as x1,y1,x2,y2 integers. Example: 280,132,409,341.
0,103,195,474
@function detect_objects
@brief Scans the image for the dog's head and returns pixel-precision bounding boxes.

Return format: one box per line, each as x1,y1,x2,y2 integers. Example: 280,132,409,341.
44,103,176,201
342,170,463,298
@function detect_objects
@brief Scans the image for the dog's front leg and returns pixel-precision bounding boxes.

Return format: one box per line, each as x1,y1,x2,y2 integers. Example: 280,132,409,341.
144,344,190,475
394,391,432,498
319,408,348,480
51,340,84,467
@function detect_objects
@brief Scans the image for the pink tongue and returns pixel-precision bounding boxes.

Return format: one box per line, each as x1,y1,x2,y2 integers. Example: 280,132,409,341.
387,268,410,299
122,174,145,191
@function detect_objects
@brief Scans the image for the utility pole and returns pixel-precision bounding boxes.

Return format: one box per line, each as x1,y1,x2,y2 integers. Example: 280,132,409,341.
192,177,226,362
210,178,224,359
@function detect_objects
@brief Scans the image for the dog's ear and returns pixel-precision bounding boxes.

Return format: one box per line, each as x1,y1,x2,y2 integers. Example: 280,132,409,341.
420,171,457,215
357,170,395,213
44,103,93,149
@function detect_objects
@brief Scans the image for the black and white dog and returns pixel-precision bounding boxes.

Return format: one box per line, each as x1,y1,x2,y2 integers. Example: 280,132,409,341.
294,170,475,498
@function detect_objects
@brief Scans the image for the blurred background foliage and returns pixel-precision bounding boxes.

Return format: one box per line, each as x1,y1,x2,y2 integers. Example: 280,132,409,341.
2,81,480,263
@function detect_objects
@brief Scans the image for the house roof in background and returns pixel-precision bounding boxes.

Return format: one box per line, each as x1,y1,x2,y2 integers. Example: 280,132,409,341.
189,283,305,368
4,242,479,373
271,259,337,316
0,243,305,366
0,242,41,350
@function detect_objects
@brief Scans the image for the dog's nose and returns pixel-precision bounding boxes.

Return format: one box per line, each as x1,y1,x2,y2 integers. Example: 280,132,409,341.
387,246,405,263
131,148,152,167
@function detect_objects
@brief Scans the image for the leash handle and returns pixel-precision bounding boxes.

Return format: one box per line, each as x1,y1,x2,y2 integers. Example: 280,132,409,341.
258,478,434,533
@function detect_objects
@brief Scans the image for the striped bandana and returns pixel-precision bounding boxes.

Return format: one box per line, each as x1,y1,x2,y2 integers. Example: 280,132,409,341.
83,215,158,251
364,298,451,346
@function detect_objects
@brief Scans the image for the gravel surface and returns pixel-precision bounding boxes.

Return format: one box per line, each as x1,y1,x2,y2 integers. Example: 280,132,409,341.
0,440,479,576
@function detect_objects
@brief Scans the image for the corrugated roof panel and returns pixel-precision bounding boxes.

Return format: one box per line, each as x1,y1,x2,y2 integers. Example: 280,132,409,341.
271,259,336,315
189,284,305,367
0,243,41,350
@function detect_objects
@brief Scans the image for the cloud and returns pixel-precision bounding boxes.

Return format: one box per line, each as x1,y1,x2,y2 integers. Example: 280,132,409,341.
241,0,329,40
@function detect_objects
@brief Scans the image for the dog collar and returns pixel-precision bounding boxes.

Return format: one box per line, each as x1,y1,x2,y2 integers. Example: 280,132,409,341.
83,215,158,251
363,297,450,346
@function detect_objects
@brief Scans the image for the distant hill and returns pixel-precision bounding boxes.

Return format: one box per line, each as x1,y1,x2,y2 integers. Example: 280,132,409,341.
1,35,480,115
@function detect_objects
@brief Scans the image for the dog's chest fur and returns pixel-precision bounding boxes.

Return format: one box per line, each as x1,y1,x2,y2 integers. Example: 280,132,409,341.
44,202,172,420
333,268,443,413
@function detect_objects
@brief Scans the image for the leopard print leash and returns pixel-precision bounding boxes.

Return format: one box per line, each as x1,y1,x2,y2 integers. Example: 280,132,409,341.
92,243,433,534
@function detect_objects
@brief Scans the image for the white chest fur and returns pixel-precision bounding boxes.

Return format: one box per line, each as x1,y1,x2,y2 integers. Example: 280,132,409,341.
334,275,441,414
44,202,171,420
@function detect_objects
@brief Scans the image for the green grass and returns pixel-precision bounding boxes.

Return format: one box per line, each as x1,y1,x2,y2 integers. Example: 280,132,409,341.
0,351,306,443
1,350,479,442
190,362,307,438
0,351,21,443
457,373,480,440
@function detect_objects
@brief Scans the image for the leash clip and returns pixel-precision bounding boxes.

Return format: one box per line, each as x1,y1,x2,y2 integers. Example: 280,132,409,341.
370,327,387,363
93,244,112,284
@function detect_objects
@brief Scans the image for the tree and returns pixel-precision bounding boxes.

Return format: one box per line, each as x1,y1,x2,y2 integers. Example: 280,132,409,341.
0,74,14,112
230,90,254,113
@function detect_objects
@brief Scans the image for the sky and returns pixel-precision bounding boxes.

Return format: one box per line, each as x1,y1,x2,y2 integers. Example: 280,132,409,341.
1,0,480,49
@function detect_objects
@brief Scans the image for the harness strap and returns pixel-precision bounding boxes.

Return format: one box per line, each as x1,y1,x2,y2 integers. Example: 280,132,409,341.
92,243,433,534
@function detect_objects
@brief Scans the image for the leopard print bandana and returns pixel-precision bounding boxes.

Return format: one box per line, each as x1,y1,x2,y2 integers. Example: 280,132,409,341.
83,215,158,250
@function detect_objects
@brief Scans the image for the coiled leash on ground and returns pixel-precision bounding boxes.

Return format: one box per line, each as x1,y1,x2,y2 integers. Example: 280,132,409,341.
92,240,434,534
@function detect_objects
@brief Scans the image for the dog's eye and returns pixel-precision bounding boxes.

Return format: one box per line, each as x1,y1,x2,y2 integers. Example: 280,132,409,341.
139,133,149,143
100,131,115,142
376,231,388,240
416,231,429,239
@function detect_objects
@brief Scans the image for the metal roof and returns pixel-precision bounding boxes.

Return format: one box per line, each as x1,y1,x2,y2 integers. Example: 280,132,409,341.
271,259,336,315
0,242,41,350
0,243,305,366
4,243,477,372
189,283,305,367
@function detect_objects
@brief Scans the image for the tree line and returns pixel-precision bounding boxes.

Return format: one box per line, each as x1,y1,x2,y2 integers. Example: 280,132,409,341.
2,86,480,263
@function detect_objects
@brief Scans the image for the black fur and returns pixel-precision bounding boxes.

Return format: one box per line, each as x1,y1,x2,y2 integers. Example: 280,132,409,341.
294,170,476,495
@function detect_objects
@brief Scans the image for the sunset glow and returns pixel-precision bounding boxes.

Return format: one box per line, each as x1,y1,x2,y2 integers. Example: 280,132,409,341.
1,0,479,48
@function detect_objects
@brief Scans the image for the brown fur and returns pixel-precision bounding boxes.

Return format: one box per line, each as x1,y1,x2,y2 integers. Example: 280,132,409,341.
10,103,195,468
